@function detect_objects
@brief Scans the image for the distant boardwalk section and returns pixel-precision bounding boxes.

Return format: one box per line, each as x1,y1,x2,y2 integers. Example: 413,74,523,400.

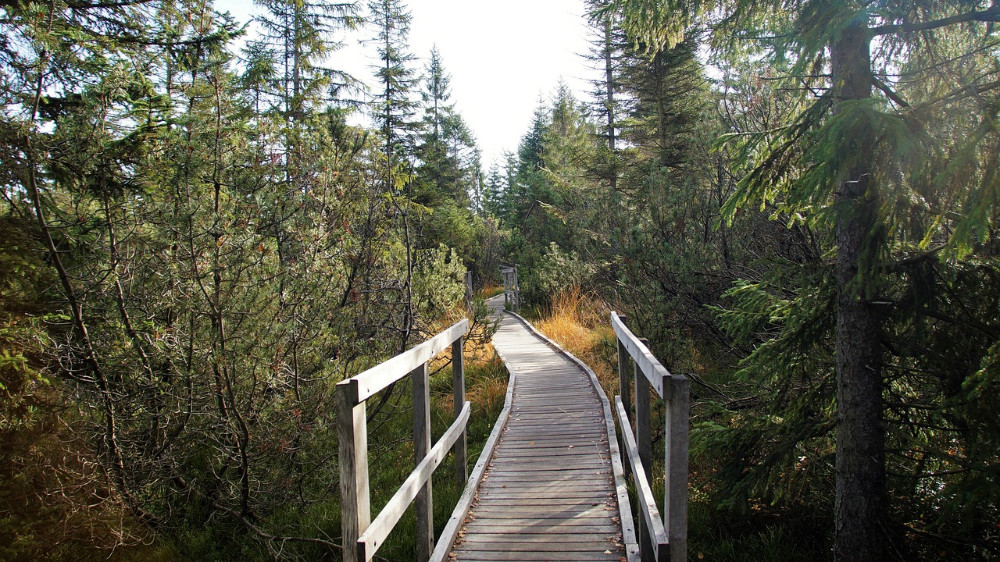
446,299,636,561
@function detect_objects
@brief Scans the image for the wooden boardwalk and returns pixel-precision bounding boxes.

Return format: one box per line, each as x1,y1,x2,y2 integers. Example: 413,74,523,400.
446,298,637,561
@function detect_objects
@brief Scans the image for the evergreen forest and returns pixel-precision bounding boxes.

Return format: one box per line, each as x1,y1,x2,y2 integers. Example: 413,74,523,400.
1,0,998,560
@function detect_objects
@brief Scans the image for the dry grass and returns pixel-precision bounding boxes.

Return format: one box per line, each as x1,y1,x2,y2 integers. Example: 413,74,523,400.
534,288,619,399
479,283,504,299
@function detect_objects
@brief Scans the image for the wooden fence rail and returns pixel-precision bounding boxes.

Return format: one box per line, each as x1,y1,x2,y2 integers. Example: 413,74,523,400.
337,319,470,562
612,312,690,562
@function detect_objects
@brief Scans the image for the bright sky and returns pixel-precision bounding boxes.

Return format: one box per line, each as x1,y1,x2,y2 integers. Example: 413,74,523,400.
215,0,595,168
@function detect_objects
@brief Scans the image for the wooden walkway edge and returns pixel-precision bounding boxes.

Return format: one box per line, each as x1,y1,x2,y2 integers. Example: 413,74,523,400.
432,297,639,562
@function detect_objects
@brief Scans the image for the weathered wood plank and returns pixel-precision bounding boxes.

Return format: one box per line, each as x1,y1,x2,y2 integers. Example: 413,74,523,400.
357,402,469,560
455,542,621,554
412,363,433,562
452,337,468,484
444,309,633,562
342,318,468,403
457,533,621,544
615,396,669,562
464,516,619,526
461,523,619,535
337,388,370,562
665,374,691,562
457,549,619,561
468,508,614,518
610,312,669,398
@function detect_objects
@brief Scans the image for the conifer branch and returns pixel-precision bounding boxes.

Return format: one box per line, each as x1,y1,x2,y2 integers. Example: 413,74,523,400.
871,7,1000,36
871,76,909,108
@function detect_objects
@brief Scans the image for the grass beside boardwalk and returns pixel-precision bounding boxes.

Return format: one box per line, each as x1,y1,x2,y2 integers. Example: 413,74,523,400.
530,288,619,401
479,283,504,298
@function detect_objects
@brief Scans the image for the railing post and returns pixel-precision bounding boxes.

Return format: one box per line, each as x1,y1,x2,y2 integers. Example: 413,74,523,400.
636,337,653,562
666,375,691,562
464,271,474,312
411,363,433,562
513,266,520,313
616,314,631,423
452,336,468,483
338,383,370,562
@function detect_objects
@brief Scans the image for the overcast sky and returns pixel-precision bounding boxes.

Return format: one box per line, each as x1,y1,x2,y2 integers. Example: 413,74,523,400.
215,0,595,168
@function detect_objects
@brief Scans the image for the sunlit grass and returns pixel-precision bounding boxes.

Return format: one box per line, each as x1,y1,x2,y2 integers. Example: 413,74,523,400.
478,283,504,299
533,287,619,399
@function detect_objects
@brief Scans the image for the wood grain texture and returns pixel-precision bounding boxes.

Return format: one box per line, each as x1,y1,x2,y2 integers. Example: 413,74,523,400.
344,319,468,403
447,308,632,562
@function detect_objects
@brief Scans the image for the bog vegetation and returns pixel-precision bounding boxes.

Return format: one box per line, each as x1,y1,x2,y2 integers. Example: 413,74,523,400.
2,0,999,560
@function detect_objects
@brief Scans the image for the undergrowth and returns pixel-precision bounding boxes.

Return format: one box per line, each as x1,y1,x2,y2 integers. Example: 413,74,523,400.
530,288,830,561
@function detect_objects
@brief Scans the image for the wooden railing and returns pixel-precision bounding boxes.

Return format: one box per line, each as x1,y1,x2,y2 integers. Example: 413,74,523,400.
499,265,520,313
337,319,470,562
612,312,690,561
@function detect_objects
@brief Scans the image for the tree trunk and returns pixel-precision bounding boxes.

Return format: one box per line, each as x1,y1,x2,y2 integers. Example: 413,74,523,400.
830,21,887,562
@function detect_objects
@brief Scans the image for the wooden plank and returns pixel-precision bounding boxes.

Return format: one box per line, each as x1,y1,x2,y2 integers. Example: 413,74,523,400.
469,509,615,519
456,543,621,554
357,402,469,560
478,485,612,496
482,472,610,483
457,533,621,544
483,463,610,472
610,312,670,398
617,313,632,425
464,497,616,507
337,387,370,562
485,461,611,471
461,523,619,534
500,428,606,437
456,542,620,554
665,375,690,562
615,397,669,562
455,549,619,561
489,448,607,458
453,336,468,484
341,319,468,403
477,491,613,501
412,363,433,562
634,342,652,562
464,516,618,527
498,436,605,444
468,507,613,518
479,482,612,491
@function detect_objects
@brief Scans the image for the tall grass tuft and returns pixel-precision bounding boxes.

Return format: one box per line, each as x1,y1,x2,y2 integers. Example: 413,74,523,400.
533,287,618,399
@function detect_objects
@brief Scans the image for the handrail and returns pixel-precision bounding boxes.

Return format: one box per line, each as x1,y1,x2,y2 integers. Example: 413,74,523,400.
612,312,690,562
338,319,470,562
616,397,669,560
341,320,469,403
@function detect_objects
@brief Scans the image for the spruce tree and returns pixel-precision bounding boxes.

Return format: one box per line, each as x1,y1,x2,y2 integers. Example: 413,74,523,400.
367,0,419,350
368,0,419,172
613,0,1000,558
